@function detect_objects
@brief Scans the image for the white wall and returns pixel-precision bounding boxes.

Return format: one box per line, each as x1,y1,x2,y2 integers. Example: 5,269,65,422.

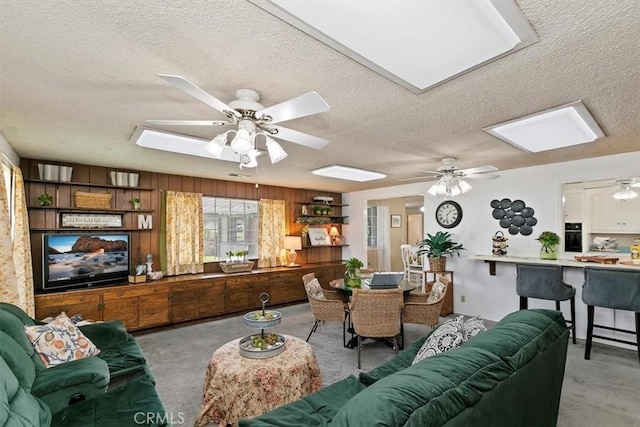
344,152,640,344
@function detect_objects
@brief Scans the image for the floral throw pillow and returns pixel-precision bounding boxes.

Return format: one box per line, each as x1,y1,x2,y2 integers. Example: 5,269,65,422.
24,312,100,368
412,315,464,364
304,278,326,300
426,280,447,304
462,315,487,341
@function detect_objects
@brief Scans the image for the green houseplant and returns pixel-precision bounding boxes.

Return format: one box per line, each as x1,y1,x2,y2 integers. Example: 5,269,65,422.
37,193,53,206
416,231,465,272
129,197,141,210
344,257,364,288
536,231,561,260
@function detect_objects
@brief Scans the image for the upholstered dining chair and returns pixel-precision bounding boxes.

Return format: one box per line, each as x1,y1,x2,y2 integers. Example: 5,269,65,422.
401,244,425,291
582,267,640,363
302,275,349,347
516,263,576,344
349,287,404,369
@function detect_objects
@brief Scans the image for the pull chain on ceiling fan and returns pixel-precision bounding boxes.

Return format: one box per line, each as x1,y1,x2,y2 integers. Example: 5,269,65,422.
147,75,330,168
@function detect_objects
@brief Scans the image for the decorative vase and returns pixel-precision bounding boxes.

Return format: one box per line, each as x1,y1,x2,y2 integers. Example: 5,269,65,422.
540,246,558,260
428,256,446,272
344,269,362,288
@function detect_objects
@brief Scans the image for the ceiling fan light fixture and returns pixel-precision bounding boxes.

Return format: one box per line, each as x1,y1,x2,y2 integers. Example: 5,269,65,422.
204,132,229,158
428,176,472,197
613,187,638,200
265,136,288,163
458,179,472,193
231,128,253,154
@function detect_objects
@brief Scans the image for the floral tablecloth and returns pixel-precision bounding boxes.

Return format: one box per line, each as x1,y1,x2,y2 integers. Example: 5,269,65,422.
194,334,322,426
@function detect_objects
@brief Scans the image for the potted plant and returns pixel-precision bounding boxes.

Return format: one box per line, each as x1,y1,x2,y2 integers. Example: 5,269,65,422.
37,193,53,206
536,231,561,260
416,231,465,272
344,257,364,288
129,197,141,210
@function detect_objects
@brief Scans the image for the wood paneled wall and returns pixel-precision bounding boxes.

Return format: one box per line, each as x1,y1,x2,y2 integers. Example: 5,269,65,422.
22,158,344,286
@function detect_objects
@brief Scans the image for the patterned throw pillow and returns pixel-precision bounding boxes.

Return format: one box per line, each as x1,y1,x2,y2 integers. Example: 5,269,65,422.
412,315,464,364
462,316,487,341
426,280,447,304
304,278,326,300
24,312,100,368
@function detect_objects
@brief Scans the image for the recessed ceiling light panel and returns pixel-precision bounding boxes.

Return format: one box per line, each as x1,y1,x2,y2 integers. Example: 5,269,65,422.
483,101,605,153
252,0,538,93
311,165,386,182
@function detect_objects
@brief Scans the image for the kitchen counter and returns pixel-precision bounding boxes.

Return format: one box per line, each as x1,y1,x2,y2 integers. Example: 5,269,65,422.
468,254,639,276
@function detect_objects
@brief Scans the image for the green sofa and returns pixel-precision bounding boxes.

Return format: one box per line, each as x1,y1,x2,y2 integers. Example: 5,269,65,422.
0,302,166,426
239,309,570,427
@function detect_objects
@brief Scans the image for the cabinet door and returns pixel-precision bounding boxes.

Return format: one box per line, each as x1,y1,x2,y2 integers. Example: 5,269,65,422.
621,197,640,232
103,295,139,330
226,279,251,313
35,292,102,321
564,191,583,221
139,292,170,328
590,191,621,232
199,280,226,317
170,283,201,322
267,274,291,305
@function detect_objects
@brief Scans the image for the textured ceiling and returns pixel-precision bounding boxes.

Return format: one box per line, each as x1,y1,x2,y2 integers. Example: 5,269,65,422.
1,0,639,193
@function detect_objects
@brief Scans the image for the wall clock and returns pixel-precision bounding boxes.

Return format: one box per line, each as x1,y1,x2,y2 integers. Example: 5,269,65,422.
435,200,463,228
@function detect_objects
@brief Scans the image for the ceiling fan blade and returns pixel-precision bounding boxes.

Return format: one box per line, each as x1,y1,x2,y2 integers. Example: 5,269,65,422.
158,74,241,119
146,120,232,126
269,125,329,150
465,173,500,180
397,176,435,182
256,92,330,124
460,165,498,175
416,169,440,175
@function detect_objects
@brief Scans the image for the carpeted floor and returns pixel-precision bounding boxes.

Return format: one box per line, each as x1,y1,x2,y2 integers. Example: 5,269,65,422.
135,304,640,426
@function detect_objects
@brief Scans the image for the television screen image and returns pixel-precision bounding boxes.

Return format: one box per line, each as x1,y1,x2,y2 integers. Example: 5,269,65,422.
43,233,130,290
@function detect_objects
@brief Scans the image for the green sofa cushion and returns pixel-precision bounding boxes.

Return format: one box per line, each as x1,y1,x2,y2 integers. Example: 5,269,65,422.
359,333,431,386
0,357,52,427
98,334,148,378
0,310,45,369
239,375,366,427
0,331,36,392
0,303,38,326
51,374,167,427
79,321,129,350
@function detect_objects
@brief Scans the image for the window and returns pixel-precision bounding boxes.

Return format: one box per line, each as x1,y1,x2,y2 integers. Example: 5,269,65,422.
203,197,259,262
367,206,378,248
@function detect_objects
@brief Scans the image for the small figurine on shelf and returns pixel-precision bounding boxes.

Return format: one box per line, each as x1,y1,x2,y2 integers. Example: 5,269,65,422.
301,205,308,215
37,193,53,206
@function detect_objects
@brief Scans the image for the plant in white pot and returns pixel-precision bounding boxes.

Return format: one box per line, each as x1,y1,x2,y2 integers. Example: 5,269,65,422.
536,231,561,260
416,231,465,272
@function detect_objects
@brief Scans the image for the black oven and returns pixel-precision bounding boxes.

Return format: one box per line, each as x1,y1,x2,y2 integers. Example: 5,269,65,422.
564,223,582,252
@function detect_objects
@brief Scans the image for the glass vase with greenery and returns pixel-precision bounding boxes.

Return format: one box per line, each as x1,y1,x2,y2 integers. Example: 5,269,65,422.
536,231,561,260
344,257,364,288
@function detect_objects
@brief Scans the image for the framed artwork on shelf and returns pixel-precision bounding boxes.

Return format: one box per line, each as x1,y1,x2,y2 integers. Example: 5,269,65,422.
391,214,402,228
307,228,331,246
61,213,123,228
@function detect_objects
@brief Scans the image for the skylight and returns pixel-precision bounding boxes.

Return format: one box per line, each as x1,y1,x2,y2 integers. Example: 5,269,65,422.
252,0,538,93
483,101,605,152
311,165,386,182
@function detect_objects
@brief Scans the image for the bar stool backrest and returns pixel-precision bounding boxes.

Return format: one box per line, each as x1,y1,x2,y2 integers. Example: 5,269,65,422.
516,264,571,301
583,267,640,311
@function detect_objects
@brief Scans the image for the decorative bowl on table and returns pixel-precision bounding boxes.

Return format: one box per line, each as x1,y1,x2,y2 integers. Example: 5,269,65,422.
243,310,282,329
239,333,286,359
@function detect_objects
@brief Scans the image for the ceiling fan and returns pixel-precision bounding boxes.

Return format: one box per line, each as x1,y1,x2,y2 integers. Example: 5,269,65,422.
612,178,640,200
399,157,500,197
147,74,330,168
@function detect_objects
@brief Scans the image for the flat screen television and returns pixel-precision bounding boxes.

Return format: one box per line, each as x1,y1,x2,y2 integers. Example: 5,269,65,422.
42,232,130,291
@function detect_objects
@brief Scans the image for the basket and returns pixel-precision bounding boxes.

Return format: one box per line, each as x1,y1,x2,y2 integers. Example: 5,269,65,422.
219,261,254,273
427,256,447,272
74,191,112,209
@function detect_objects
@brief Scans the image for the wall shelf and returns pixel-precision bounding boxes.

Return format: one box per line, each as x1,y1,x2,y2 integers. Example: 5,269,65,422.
29,206,154,213
25,179,153,191
30,228,150,232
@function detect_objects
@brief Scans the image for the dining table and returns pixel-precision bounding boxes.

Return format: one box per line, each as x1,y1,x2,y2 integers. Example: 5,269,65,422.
328,277,418,349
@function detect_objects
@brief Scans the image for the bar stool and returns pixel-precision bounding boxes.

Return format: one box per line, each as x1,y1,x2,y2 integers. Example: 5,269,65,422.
516,263,576,344
582,267,640,363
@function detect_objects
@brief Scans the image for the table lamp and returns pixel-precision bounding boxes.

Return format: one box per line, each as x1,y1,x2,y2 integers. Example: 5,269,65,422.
284,236,302,267
329,226,340,245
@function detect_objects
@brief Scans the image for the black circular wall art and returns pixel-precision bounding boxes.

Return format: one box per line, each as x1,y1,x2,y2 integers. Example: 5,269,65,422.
489,199,538,236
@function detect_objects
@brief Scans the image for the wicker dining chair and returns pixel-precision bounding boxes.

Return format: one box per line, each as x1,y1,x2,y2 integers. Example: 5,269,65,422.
303,275,349,347
350,287,404,369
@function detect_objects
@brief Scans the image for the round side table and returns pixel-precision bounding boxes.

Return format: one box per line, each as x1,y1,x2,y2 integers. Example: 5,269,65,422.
195,334,322,426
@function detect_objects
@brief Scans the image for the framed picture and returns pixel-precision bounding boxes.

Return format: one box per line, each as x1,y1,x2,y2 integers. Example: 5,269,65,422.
391,214,402,228
61,213,123,228
307,227,331,246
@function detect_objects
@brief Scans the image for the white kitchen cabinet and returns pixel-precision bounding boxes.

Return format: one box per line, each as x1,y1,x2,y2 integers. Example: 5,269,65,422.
563,191,583,222
590,190,640,233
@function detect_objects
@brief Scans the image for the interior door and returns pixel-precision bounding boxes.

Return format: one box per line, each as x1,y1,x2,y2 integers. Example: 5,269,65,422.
407,214,423,246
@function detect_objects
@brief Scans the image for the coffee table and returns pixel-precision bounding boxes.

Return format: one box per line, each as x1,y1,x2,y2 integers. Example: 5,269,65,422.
194,334,322,426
